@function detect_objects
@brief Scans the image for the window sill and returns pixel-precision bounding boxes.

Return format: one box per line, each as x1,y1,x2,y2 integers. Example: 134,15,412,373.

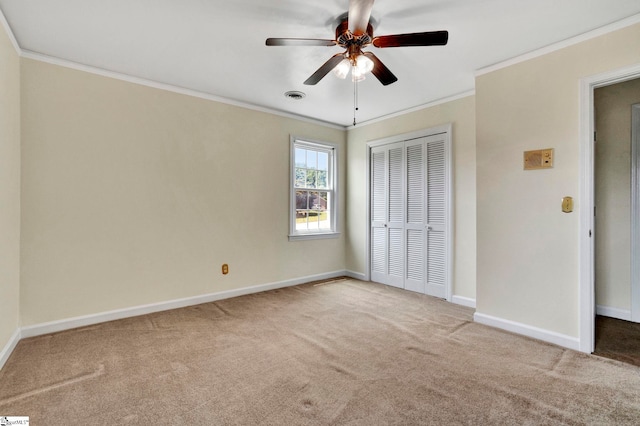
289,232,340,241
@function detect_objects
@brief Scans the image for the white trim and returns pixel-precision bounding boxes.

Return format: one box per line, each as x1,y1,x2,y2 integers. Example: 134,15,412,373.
444,126,453,302
288,232,340,241
596,305,632,321
289,136,339,241
0,328,21,371
474,312,580,351
349,91,475,129
367,124,451,149
20,50,345,131
20,270,347,339
476,13,640,76
452,295,476,309
579,63,640,353
632,103,640,323
364,138,371,283
579,72,596,354
0,7,20,55
345,270,367,281
17,49,474,131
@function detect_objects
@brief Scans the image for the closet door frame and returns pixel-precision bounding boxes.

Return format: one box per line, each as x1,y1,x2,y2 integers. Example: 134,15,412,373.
365,124,453,301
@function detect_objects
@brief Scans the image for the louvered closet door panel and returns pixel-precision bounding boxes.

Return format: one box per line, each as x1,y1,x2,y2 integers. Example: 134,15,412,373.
385,143,406,288
371,150,386,223
370,143,405,288
406,229,424,283
425,136,447,298
404,139,426,293
370,147,388,284
371,227,386,275
388,146,404,223
406,142,424,224
388,228,404,279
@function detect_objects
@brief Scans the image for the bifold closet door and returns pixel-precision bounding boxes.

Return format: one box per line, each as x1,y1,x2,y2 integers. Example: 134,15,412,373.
404,138,427,293
425,136,447,298
370,134,447,298
370,142,405,288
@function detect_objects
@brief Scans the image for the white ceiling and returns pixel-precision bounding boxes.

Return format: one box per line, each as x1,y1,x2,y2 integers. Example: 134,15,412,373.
1,0,640,127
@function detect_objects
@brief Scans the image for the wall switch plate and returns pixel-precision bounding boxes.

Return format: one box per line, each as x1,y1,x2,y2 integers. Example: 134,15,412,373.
524,148,554,170
222,264,229,275
562,196,573,213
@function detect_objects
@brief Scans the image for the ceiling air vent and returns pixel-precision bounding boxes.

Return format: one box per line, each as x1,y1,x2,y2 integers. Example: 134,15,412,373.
284,91,306,100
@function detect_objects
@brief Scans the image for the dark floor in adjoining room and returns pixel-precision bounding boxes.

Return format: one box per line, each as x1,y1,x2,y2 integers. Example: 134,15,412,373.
594,315,640,367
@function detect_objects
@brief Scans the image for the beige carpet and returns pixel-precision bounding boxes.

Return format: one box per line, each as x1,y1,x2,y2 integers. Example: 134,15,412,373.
1,279,639,425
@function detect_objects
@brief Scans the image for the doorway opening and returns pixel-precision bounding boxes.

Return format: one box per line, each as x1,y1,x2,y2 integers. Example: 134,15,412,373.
579,64,640,354
592,80,640,366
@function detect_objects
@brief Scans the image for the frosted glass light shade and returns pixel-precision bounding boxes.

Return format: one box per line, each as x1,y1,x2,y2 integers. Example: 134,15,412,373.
333,58,350,79
356,55,374,74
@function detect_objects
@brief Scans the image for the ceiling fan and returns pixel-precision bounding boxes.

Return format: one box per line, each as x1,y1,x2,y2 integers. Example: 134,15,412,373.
265,0,448,86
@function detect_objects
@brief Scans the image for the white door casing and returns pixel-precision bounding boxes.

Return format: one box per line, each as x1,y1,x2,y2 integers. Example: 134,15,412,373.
632,103,640,322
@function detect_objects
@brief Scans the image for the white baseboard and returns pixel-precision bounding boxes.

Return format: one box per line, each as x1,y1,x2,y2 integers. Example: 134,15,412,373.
0,328,21,371
20,270,348,339
474,312,580,351
452,295,476,309
345,270,366,281
596,305,631,321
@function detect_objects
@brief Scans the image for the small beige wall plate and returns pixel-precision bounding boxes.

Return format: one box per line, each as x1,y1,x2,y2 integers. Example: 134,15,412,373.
524,148,554,170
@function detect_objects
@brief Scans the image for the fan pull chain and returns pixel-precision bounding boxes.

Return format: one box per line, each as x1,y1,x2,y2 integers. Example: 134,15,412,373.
353,69,359,126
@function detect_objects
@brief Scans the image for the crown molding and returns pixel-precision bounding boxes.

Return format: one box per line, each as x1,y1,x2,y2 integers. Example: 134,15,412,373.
19,49,346,131
476,13,640,77
23,49,477,131
348,90,475,129
0,6,20,55
7,8,640,130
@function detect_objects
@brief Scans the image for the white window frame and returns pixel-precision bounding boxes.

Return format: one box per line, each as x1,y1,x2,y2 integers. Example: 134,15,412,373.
289,136,339,241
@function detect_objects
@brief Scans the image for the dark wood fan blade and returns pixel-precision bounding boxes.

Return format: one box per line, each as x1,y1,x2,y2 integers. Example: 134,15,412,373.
266,38,337,47
372,31,448,48
348,0,375,36
362,52,397,86
304,53,345,85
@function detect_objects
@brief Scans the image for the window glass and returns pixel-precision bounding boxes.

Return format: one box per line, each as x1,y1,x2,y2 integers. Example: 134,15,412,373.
290,138,338,240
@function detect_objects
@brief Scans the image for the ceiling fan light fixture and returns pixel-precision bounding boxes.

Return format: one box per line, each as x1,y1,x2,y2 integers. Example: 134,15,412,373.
333,58,350,79
350,54,373,82
355,54,374,74
267,0,445,87
351,66,367,82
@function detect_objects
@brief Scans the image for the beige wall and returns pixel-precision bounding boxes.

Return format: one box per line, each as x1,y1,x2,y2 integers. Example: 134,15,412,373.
0,24,20,350
594,78,640,312
476,23,640,337
9,18,640,349
345,95,477,300
20,59,346,326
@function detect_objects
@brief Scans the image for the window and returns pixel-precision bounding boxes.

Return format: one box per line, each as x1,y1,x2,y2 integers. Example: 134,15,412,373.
290,137,338,240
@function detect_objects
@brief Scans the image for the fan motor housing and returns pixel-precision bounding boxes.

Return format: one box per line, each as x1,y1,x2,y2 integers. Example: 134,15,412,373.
335,19,373,46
